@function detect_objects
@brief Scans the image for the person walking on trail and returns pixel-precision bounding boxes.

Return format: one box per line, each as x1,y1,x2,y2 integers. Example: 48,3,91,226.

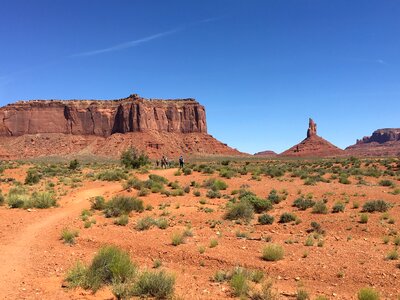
179,155,184,169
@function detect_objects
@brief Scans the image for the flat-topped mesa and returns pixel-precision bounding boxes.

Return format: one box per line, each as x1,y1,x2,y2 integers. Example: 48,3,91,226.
0,94,207,137
307,118,317,138
356,128,400,144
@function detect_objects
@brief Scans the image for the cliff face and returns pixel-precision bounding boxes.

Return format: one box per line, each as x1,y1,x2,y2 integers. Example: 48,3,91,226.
346,128,400,157
0,94,244,159
0,94,207,137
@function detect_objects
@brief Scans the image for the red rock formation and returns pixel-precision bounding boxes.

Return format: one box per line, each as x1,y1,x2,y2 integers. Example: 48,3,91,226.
280,118,344,157
0,94,242,159
346,128,400,156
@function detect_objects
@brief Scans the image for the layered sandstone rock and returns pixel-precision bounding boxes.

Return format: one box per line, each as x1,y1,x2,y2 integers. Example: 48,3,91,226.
0,94,206,137
280,118,344,157
0,94,242,159
253,150,277,157
346,128,400,156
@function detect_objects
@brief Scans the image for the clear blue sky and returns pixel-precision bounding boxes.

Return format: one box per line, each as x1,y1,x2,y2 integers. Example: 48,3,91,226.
1,0,399,154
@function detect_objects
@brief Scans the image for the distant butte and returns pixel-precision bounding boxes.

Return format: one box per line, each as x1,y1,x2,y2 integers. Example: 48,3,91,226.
346,128,400,157
253,150,277,157
280,118,344,157
0,93,243,159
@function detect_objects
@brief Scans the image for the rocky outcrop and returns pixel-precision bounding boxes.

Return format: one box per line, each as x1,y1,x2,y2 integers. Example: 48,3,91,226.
0,94,243,159
280,118,344,157
0,94,206,137
346,128,400,157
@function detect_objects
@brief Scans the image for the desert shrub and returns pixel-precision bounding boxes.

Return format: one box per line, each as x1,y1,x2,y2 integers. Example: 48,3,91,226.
123,177,143,190
183,185,190,193
267,189,282,204
7,194,28,208
68,159,80,170
297,289,310,300
155,218,168,229
224,201,254,222
171,232,185,246
242,194,273,213
135,217,155,231
105,195,143,217
66,261,88,288
29,192,57,209
0,191,4,206
219,168,236,179
262,244,284,261
230,271,248,297
193,190,201,197
279,212,297,223
339,175,351,184
61,228,79,245
312,201,328,214
25,169,41,185
309,221,325,235
132,270,175,299
90,196,106,210
362,200,390,213
206,189,221,199
85,245,136,292
386,249,399,260
203,178,228,191
357,287,379,300
379,179,395,187
360,213,369,223
258,214,274,225
97,169,127,181
137,188,150,197
120,147,149,169
183,167,192,175
332,201,345,213
209,238,219,248
293,197,315,210
115,215,129,226
148,174,168,183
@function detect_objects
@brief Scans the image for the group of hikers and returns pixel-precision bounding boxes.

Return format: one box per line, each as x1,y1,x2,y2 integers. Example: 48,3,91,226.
156,155,185,169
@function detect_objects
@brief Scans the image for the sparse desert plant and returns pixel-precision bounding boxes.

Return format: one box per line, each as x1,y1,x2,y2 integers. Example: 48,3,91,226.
105,195,143,217
61,228,79,245
297,289,310,300
193,190,201,197
362,200,391,213
279,212,297,223
0,191,4,206
332,201,345,213
171,232,185,246
115,215,129,226
203,178,228,191
379,179,395,187
65,261,88,288
29,192,57,208
96,169,127,181
242,194,273,213
209,238,218,248
258,214,274,225
304,236,314,246
386,249,399,260
230,271,248,297
206,189,221,199
224,201,254,222
25,169,41,185
293,197,315,210
262,244,284,261
90,196,106,210
360,213,369,224
155,218,168,229
135,216,155,231
312,201,328,214
68,159,80,170
357,287,379,300
132,270,175,299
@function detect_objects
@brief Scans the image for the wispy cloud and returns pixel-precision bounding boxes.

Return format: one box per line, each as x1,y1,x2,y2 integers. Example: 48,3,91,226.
71,16,223,57
71,28,181,57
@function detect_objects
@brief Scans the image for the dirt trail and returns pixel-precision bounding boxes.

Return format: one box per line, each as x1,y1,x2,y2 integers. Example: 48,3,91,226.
0,182,122,299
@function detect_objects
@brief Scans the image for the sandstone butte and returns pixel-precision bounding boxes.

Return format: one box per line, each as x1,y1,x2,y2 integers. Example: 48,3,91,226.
280,118,344,157
0,94,242,159
346,128,400,157
253,150,277,157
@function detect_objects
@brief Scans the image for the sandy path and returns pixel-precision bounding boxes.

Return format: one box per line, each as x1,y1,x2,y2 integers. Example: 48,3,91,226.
0,182,122,299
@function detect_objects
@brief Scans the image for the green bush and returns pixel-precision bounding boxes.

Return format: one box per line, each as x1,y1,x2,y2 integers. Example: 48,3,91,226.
224,201,254,222
171,232,185,246
267,189,282,204
68,159,80,170
203,178,228,191
115,215,129,226
279,212,297,223
121,147,150,169
293,197,315,210
96,169,127,181
136,217,155,231
29,192,57,208
85,246,137,292
360,213,369,223
148,174,168,184
206,189,221,199
155,218,168,229
90,196,106,210
7,194,28,208
230,272,248,297
332,201,345,213
132,270,175,299
379,179,395,187
61,228,79,245
242,194,272,213
0,191,4,206
362,200,391,213
357,287,379,300
258,214,274,225
25,169,41,185
105,195,143,217
312,201,328,214
66,261,88,288
262,244,284,261
124,177,143,190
